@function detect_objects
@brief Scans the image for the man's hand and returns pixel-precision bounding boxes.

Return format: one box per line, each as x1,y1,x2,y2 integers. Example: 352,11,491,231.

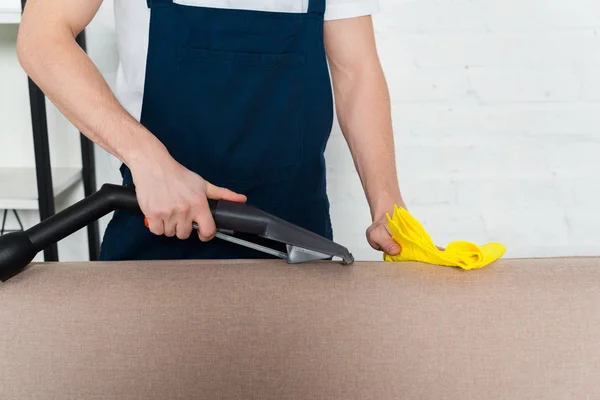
130,147,246,242
367,205,446,254
366,215,401,256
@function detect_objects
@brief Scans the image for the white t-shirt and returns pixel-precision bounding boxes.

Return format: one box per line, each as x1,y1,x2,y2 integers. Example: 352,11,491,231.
113,0,379,121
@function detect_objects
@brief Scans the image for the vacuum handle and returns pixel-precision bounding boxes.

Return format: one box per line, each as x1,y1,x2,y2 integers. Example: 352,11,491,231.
210,201,271,236
26,184,264,248
26,182,275,249
142,197,269,235
0,182,273,282
29,182,267,249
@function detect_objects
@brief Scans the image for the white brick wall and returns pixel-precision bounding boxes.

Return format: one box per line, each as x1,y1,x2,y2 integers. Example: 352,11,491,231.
327,0,600,260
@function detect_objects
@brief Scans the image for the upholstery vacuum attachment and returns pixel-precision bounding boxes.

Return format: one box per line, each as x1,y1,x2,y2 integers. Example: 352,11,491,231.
0,184,354,282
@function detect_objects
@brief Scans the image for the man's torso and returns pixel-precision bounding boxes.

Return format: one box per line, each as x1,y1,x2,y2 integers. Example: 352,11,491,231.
112,0,379,120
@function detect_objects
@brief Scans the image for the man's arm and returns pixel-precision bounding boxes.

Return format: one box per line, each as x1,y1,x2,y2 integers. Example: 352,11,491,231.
17,0,245,241
17,0,156,170
324,16,404,255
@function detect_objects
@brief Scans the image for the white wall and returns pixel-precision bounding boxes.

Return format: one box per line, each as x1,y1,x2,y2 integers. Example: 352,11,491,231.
329,0,600,259
369,0,600,259
1,0,599,261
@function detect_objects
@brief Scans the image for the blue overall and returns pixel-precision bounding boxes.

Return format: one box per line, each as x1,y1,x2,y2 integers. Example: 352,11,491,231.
99,0,334,261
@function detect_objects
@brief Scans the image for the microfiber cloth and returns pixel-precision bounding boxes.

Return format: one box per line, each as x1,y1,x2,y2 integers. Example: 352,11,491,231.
383,206,506,270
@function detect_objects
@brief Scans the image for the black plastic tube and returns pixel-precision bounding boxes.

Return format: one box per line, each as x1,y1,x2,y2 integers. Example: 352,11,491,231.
0,184,138,282
27,184,139,251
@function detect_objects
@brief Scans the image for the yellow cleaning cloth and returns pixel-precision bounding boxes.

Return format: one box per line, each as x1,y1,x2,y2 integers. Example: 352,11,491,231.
383,206,506,270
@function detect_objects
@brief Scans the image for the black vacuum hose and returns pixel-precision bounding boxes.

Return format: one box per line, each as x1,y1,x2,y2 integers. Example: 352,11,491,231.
0,184,139,282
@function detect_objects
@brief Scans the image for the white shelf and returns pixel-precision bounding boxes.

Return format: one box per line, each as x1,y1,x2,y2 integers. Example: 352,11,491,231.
0,167,82,210
0,0,21,24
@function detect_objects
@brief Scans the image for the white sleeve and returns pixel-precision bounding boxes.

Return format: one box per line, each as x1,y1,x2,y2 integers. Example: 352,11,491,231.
324,0,380,21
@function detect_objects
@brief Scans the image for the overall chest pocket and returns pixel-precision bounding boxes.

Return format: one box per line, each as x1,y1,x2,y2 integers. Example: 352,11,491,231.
175,47,305,189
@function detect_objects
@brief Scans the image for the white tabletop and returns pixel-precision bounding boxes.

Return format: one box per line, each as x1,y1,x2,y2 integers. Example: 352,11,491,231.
0,167,81,209
0,0,20,24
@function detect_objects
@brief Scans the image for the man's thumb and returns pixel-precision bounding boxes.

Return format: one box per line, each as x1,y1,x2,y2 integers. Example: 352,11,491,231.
370,226,401,255
382,238,401,255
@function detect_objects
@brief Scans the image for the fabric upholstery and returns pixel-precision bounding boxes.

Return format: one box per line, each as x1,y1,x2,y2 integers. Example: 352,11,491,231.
1,258,599,399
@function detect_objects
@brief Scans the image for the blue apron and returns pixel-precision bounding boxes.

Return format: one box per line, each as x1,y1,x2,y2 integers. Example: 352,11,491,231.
100,0,334,261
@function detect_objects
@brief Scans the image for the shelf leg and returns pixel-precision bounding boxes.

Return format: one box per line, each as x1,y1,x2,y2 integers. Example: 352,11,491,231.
21,0,58,261
27,77,59,261
1,210,7,235
75,31,100,261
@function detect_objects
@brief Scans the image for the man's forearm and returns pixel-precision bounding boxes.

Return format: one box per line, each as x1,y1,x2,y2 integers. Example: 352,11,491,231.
332,61,404,221
17,4,167,170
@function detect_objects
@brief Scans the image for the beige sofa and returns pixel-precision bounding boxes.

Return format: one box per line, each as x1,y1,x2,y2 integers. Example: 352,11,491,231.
1,258,599,399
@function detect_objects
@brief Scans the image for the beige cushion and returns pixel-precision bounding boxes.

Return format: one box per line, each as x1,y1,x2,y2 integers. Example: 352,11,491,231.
1,258,599,399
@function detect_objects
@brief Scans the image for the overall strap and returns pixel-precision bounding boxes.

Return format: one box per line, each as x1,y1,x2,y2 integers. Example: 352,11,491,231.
147,0,173,8
307,0,326,15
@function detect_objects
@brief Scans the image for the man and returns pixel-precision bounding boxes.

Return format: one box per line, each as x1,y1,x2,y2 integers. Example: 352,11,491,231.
17,0,406,260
